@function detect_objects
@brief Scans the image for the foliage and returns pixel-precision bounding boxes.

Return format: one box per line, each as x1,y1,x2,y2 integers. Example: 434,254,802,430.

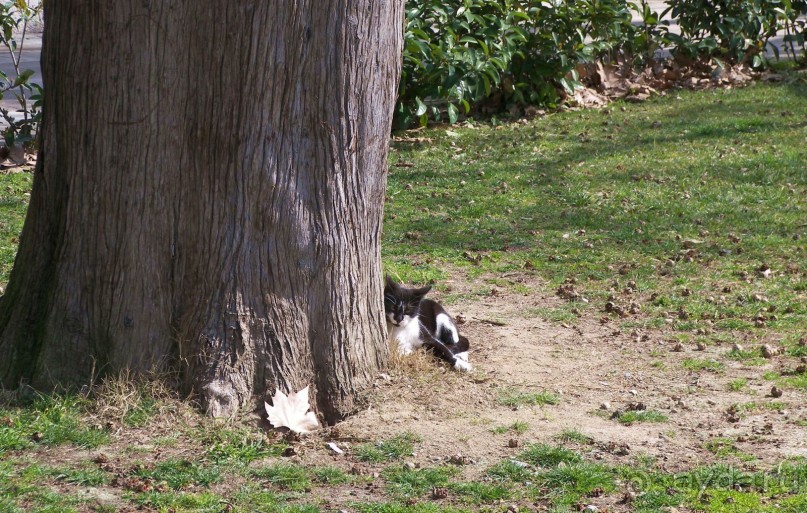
0,0,42,148
664,0,803,66
397,0,807,126
782,0,807,60
397,0,645,128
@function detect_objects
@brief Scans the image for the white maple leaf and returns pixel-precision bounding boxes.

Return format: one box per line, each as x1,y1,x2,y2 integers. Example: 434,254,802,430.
264,386,320,433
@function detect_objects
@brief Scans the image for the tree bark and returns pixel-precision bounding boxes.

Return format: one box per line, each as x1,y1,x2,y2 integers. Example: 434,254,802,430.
0,1,403,423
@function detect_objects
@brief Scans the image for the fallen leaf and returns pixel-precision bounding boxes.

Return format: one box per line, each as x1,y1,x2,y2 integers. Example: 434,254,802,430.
265,386,320,434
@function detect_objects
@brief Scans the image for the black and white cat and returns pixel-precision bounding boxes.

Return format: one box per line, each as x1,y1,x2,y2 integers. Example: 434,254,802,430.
384,276,472,372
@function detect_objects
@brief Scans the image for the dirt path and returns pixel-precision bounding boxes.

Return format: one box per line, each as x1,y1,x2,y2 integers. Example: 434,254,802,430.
302,274,806,478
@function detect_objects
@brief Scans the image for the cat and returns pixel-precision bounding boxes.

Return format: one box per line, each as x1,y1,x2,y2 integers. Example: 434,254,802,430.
384,275,472,372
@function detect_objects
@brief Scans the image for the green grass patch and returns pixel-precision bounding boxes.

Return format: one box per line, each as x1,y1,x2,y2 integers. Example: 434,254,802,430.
554,429,594,445
228,484,321,512
383,82,806,343
46,463,110,486
250,462,311,491
760,371,807,391
202,425,287,466
487,459,534,482
491,420,529,435
726,348,767,365
728,378,749,392
614,410,668,425
448,481,513,504
682,358,725,372
134,458,221,490
497,389,560,408
355,432,421,463
540,461,616,505
0,171,32,283
0,460,90,513
134,491,226,513
703,437,745,459
353,502,466,513
518,443,582,468
0,394,109,454
311,466,353,485
381,465,458,499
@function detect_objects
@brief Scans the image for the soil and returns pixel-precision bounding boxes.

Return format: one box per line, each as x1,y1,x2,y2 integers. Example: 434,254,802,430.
11,273,806,512
296,273,806,483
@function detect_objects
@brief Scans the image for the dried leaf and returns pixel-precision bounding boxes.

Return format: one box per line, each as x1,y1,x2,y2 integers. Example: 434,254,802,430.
265,386,320,434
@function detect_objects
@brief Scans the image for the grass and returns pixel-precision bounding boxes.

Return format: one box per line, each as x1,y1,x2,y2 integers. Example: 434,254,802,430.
250,462,311,491
703,437,748,459
0,394,109,454
311,466,353,485
134,491,226,512
728,378,749,392
355,432,421,462
134,458,222,490
1,80,806,513
382,465,458,499
384,81,806,343
682,358,726,372
554,429,594,445
202,425,288,465
491,420,529,434
614,409,669,425
0,171,31,283
448,481,512,504
517,444,582,468
497,388,560,408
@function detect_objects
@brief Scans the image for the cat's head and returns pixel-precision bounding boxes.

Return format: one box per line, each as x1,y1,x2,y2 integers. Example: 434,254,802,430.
384,275,431,327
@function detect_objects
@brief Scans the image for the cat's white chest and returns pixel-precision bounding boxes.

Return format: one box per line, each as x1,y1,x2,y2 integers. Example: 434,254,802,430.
388,317,422,355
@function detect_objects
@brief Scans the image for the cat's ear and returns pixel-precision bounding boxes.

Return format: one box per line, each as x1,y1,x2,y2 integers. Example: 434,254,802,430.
412,285,432,298
384,274,398,290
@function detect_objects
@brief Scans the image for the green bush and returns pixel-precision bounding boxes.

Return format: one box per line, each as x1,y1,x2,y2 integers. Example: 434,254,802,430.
664,0,799,66
396,0,642,128
0,1,43,148
781,0,807,61
396,0,526,128
396,0,806,127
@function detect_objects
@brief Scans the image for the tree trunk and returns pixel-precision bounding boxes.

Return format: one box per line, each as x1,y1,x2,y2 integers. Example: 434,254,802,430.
0,1,403,423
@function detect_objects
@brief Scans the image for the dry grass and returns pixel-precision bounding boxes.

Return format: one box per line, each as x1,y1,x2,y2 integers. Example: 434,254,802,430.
89,370,195,429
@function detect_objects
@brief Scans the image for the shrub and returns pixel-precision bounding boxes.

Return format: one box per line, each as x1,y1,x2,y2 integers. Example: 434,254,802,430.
664,0,797,66
396,0,806,127
396,0,642,128
0,1,43,148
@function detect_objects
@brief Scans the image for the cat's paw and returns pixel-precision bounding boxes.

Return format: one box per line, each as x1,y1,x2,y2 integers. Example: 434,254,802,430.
397,345,414,356
453,358,473,372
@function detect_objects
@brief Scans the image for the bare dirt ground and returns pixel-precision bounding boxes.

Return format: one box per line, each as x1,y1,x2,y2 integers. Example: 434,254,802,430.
295,273,806,489
11,274,805,512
